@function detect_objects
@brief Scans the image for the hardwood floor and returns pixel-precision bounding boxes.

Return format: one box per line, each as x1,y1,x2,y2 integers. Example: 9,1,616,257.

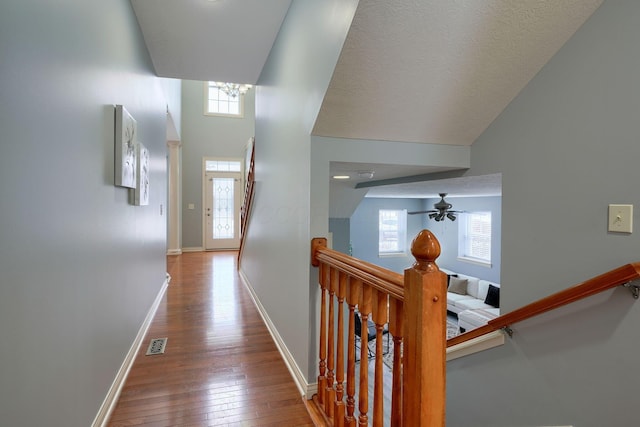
108,251,314,427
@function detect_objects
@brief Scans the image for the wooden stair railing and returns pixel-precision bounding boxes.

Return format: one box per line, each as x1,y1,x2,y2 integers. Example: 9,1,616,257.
447,261,640,348
237,139,255,267
311,229,447,427
310,228,640,426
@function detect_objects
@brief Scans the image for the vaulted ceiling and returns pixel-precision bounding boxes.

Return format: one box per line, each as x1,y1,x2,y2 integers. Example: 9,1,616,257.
314,0,603,146
131,0,603,197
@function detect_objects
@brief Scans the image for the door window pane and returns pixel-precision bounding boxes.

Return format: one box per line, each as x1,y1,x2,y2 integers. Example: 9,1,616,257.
213,178,235,239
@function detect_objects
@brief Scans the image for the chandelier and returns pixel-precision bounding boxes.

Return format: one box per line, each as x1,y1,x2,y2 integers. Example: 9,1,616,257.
212,82,252,98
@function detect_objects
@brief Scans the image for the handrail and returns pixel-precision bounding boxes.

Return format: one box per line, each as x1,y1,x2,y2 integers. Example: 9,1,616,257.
447,261,640,347
237,139,255,267
312,238,404,301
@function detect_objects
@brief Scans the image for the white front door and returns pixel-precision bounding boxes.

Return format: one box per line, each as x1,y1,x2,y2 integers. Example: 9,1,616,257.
204,171,243,250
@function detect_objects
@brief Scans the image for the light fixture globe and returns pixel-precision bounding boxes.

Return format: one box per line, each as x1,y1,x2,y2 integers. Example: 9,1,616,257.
213,81,252,98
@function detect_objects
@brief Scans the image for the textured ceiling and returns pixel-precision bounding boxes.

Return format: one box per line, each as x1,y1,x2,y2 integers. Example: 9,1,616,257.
313,0,603,146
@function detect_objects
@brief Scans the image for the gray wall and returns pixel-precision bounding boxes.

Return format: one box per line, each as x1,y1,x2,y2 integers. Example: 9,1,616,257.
161,79,182,141
180,79,255,249
447,1,640,426
350,198,425,274
242,0,359,382
0,1,176,426
426,196,501,283
329,218,351,254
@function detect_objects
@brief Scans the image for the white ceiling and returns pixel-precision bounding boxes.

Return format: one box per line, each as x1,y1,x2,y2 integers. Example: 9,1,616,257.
130,0,292,83
131,0,603,198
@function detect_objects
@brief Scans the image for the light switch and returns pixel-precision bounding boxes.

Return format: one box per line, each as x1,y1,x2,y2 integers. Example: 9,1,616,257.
188,203,195,210
608,204,633,233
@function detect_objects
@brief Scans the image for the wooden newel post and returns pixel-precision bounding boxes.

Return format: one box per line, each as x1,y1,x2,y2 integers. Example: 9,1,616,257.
402,230,447,426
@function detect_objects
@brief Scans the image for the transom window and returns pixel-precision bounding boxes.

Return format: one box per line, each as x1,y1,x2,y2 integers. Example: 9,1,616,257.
204,82,246,117
205,159,242,172
378,209,407,256
458,211,492,265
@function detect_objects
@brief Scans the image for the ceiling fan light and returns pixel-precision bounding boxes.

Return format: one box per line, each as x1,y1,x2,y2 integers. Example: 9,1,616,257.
425,193,458,222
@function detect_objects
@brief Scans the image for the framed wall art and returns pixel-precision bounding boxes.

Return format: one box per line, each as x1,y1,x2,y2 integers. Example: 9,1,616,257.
115,105,137,188
134,142,150,206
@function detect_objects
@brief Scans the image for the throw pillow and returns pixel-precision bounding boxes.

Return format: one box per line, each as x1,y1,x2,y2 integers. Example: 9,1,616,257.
448,277,468,295
484,284,500,308
447,273,458,288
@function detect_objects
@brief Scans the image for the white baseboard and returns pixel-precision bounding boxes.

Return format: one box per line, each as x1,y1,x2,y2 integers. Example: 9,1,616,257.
181,247,203,253
91,277,169,427
305,382,318,400
238,269,311,398
166,249,182,255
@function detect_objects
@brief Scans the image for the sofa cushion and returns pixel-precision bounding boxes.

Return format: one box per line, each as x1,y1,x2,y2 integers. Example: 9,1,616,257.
454,298,494,311
448,277,468,295
484,284,500,308
446,273,458,287
447,292,474,304
457,274,481,298
458,308,500,330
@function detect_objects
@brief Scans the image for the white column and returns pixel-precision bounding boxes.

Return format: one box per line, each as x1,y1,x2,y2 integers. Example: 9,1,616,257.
167,140,182,255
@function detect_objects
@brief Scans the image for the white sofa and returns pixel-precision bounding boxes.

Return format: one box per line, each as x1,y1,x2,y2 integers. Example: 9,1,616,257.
441,268,500,332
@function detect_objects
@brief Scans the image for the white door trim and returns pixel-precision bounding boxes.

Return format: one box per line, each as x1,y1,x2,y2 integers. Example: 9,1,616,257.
202,157,244,250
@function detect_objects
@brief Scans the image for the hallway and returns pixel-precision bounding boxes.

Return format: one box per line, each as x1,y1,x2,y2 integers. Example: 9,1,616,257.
108,251,314,426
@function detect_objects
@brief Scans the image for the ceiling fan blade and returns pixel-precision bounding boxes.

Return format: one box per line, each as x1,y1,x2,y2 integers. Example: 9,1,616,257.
408,210,437,215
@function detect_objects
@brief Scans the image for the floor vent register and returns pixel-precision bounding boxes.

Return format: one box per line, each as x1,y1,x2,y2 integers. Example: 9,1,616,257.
145,338,168,355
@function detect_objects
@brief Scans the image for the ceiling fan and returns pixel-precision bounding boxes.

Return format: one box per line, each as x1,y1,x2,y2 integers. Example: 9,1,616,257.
408,193,462,222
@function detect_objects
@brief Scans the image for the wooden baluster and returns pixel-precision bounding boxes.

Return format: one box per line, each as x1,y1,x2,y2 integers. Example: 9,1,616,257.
358,285,373,427
318,261,328,408
333,272,348,426
371,290,389,427
389,297,404,426
402,230,446,426
345,278,360,427
325,267,338,418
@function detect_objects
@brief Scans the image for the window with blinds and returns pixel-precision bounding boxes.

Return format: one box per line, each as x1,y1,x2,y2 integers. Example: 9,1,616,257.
458,212,492,265
378,209,407,256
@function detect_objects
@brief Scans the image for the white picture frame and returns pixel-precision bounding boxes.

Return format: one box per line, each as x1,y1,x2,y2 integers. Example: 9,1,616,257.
134,142,150,206
115,105,137,188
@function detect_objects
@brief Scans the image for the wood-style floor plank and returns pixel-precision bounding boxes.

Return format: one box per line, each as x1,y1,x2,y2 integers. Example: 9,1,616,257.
108,251,314,427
